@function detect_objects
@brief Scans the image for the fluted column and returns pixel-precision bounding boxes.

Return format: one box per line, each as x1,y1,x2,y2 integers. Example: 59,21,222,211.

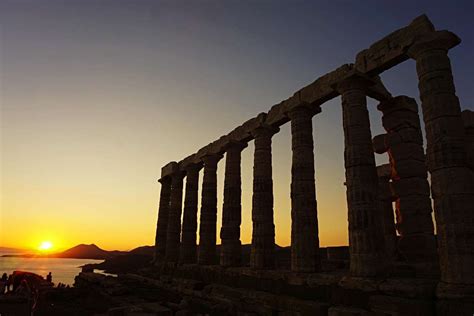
288,105,321,272
376,96,437,263
220,141,247,267
154,177,172,261
334,73,386,277
165,171,185,262
250,125,279,269
376,164,397,260
180,164,201,264
198,154,223,265
408,31,474,284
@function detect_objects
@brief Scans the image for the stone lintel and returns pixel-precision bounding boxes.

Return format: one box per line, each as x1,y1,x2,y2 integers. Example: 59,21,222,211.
355,14,435,75
222,139,248,152
178,154,202,172
299,64,352,105
284,99,322,118
331,69,377,93
228,114,266,143
265,102,289,127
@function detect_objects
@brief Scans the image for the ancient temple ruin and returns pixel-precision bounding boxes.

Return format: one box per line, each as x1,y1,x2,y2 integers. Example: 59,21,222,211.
151,15,474,315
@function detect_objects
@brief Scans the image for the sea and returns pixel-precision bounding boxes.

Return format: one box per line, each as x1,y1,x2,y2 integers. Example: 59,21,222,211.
0,254,103,285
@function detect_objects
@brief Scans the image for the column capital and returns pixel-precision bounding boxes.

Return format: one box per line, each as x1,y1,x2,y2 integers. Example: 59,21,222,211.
183,162,203,174
285,102,322,119
158,176,171,184
170,170,186,180
331,71,376,94
223,140,248,152
200,153,224,164
250,124,279,138
407,30,460,59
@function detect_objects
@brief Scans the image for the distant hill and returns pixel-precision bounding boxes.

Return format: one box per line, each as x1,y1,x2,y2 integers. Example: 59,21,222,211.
0,246,28,254
55,244,126,259
128,245,154,256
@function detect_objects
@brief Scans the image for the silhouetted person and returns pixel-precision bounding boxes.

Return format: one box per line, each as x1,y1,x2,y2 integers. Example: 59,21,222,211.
0,273,7,294
7,274,14,292
46,272,52,283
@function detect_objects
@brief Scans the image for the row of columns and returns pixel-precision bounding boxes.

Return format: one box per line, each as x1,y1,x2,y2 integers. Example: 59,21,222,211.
154,30,474,286
154,111,321,272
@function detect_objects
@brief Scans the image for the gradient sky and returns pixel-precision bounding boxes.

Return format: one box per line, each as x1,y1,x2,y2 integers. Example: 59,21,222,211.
1,0,473,251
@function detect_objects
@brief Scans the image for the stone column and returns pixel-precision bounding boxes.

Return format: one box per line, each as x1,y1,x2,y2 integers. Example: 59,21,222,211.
154,176,172,261
334,73,386,277
288,104,321,272
375,96,437,264
408,31,474,284
165,171,185,262
376,164,397,260
220,141,247,267
462,110,474,171
180,164,201,264
198,154,223,265
250,125,279,269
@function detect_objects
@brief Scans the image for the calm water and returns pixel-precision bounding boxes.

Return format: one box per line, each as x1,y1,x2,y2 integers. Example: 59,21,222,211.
0,256,103,285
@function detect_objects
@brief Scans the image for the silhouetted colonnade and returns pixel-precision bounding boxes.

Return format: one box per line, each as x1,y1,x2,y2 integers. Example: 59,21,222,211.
154,15,474,290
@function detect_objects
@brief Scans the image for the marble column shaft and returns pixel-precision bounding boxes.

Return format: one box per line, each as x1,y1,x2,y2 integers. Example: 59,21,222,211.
337,75,386,277
408,31,474,284
220,142,247,267
198,154,222,265
154,177,172,261
288,105,320,272
180,165,201,264
250,126,278,269
165,172,185,262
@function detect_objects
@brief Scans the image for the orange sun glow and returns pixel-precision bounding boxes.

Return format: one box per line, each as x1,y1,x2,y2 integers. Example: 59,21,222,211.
38,241,53,252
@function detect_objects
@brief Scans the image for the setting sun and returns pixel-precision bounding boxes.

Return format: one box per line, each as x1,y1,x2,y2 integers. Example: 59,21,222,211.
38,241,53,252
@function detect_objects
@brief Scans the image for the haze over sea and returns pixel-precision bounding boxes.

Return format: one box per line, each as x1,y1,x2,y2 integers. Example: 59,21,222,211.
0,252,102,285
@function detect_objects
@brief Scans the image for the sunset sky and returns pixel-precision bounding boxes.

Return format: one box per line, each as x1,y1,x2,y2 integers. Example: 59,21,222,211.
1,0,473,252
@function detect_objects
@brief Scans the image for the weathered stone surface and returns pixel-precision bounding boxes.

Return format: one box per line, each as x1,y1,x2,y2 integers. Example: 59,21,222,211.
377,96,437,264
165,171,185,262
250,125,279,269
287,104,321,272
355,15,435,75
328,306,381,316
408,30,474,284
334,74,386,277
180,164,201,264
161,161,179,179
228,113,267,142
462,110,474,170
198,154,223,265
154,177,172,261
369,295,434,315
178,154,200,172
376,165,397,261
220,141,247,267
